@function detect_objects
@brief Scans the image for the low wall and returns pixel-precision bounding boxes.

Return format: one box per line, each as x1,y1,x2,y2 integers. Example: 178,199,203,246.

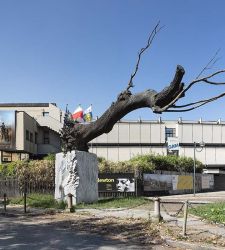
55,150,98,205
143,172,214,195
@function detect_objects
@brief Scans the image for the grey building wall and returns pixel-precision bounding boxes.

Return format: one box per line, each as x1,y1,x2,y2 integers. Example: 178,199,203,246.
89,119,225,169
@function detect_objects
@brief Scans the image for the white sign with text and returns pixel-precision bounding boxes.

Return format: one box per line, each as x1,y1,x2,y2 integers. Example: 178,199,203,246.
167,137,179,151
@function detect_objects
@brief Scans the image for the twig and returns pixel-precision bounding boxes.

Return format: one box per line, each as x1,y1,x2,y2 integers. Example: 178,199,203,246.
196,48,221,79
165,92,225,112
126,21,164,91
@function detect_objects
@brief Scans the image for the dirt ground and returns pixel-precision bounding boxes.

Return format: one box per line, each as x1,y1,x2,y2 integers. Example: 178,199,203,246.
0,208,178,250
25,208,225,249
1,200,225,249
47,212,164,246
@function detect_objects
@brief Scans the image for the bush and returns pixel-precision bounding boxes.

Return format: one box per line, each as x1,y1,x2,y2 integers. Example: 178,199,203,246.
0,159,55,191
0,161,18,177
98,154,203,173
43,153,55,161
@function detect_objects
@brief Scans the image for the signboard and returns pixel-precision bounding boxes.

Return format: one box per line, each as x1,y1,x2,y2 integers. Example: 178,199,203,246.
0,111,16,150
144,173,214,192
144,174,193,191
167,137,179,151
144,174,173,191
202,175,214,189
175,175,193,190
98,173,135,192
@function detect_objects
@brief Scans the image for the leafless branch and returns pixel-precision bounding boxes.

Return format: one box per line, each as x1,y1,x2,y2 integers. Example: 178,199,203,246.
126,21,163,91
196,49,221,79
184,69,225,92
202,79,225,85
155,68,225,113
165,92,225,112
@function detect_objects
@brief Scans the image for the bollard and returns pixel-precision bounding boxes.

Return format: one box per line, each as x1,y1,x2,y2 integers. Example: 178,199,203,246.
24,192,27,213
152,197,163,223
182,200,189,236
67,193,73,212
24,182,27,213
3,193,7,212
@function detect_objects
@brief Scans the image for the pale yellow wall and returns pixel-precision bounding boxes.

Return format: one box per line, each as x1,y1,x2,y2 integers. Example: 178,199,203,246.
0,104,64,133
15,111,25,151
22,112,38,154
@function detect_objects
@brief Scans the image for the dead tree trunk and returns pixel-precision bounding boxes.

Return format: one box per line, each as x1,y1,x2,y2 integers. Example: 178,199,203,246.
61,65,185,152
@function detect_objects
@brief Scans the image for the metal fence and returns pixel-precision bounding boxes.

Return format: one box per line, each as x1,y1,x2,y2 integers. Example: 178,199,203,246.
0,178,20,197
0,178,54,198
99,191,136,198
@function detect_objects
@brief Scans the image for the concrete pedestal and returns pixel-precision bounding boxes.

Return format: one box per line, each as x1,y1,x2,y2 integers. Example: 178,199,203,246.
55,150,98,205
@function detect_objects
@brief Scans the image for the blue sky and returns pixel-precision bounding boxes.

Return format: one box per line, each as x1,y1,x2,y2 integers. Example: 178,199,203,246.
1,0,225,121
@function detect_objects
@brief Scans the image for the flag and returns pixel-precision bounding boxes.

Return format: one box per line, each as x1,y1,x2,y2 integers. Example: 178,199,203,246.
72,105,83,122
84,105,93,122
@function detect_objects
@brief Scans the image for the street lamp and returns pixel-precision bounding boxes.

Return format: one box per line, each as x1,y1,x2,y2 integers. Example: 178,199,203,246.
193,141,205,196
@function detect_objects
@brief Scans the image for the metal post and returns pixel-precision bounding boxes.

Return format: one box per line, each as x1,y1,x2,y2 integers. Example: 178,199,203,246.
24,182,27,213
3,193,7,212
134,169,138,197
67,193,73,212
152,197,163,222
193,142,196,196
182,200,189,236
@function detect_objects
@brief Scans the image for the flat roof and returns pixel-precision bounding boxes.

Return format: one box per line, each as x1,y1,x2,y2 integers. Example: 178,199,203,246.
0,103,57,107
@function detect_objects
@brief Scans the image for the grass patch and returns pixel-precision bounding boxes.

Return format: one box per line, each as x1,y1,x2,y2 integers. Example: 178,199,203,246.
189,202,225,224
9,195,152,210
9,193,66,209
75,197,152,209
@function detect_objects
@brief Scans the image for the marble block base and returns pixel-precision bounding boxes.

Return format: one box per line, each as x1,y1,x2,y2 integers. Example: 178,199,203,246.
55,150,98,205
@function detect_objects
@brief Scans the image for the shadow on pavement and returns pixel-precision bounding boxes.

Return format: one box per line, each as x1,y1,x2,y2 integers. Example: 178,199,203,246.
0,209,162,250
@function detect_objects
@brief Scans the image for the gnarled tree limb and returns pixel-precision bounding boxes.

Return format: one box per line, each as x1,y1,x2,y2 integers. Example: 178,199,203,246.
61,65,185,152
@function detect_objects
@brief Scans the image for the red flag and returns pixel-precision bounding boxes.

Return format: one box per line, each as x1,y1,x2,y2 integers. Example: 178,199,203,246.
72,105,83,122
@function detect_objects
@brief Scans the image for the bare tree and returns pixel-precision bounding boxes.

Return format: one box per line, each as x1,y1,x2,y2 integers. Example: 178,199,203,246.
61,22,225,152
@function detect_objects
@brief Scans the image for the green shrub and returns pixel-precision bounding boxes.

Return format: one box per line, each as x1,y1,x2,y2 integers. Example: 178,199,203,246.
0,161,19,177
0,159,55,191
43,153,55,161
98,154,203,173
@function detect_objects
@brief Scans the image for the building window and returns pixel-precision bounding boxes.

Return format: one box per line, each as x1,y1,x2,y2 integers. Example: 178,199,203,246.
1,151,12,162
43,112,49,117
60,111,62,123
26,130,29,141
35,132,38,144
43,131,50,144
30,132,33,142
167,150,179,156
165,128,176,140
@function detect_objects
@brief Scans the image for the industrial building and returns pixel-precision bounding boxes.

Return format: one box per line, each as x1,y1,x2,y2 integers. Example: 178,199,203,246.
90,118,225,189
0,103,64,163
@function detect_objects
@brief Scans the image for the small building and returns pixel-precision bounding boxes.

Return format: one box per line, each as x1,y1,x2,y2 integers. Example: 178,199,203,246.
0,103,64,163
